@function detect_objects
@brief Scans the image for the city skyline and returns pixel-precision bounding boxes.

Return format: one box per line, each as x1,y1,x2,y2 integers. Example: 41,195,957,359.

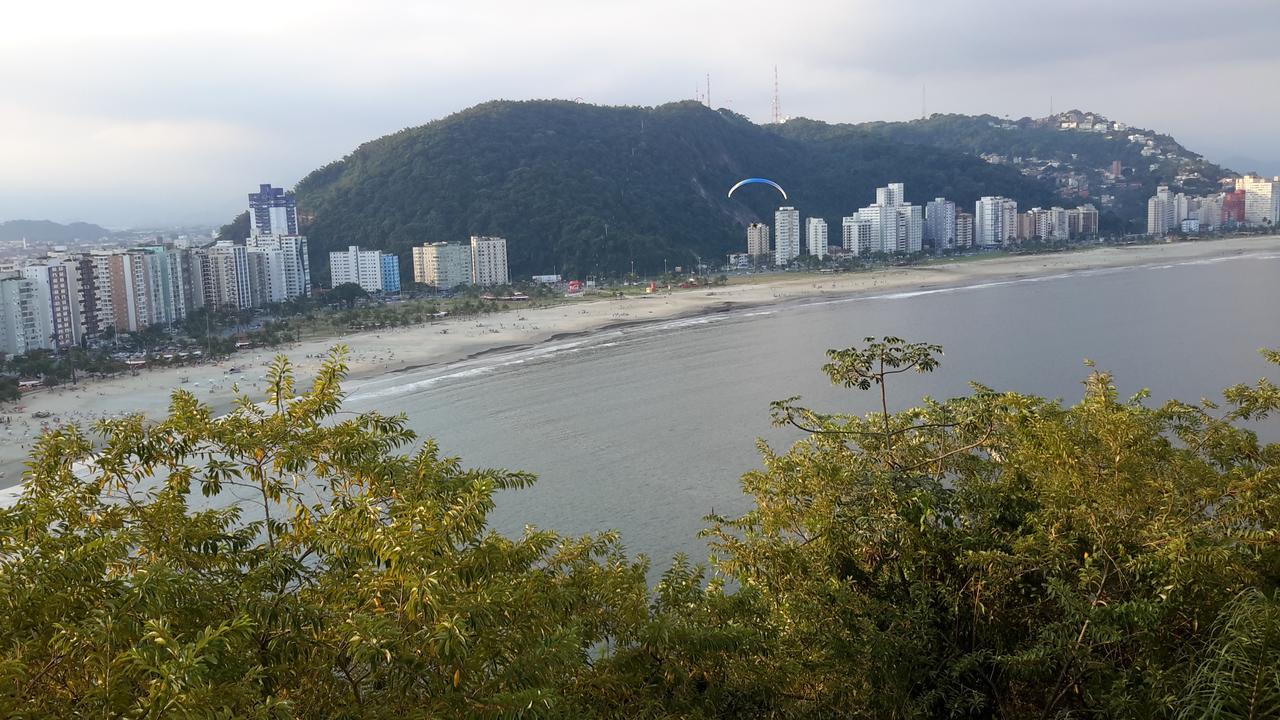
3,0,1279,227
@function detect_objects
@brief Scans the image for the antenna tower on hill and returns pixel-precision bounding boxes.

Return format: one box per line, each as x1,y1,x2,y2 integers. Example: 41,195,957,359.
772,66,782,124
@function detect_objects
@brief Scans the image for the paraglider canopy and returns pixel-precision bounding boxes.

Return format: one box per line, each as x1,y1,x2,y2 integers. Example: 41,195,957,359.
727,177,788,201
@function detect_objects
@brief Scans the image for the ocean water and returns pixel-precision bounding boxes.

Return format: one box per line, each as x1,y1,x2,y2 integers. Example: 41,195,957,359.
338,251,1280,566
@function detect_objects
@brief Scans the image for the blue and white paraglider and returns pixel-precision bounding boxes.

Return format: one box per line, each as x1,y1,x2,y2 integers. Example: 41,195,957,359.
727,177,788,201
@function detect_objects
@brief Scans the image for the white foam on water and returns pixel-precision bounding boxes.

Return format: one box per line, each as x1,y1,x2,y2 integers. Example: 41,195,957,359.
347,332,634,402
0,483,21,508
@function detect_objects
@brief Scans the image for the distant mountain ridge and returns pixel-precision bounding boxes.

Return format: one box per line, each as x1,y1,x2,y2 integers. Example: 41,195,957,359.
0,219,111,243
218,101,1227,281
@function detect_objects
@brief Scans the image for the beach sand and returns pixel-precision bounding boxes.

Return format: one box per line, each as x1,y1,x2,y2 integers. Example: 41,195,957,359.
3,234,1278,491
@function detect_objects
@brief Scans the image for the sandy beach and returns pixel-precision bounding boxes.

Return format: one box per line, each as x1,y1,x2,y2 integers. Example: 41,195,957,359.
3,234,1278,491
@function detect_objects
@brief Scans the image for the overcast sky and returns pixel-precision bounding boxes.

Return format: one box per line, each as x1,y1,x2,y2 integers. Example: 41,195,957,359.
3,0,1278,228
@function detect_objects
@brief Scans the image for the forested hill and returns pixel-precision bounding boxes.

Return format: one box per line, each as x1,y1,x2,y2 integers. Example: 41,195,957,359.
773,111,1232,230
238,100,1057,281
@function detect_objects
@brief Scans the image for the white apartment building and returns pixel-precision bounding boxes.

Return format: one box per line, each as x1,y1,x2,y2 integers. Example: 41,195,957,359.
845,183,924,255
774,207,801,265
1237,174,1280,225
0,273,51,356
246,235,310,299
842,215,874,256
470,236,510,286
746,223,770,258
203,242,252,310
329,245,386,293
924,198,956,252
901,205,924,254
1173,192,1196,224
1147,186,1175,236
1022,207,1071,242
132,246,195,325
248,248,288,305
87,251,118,332
412,242,474,288
975,196,1018,246
1198,193,1225,231
806,217,828,259
21,261,81,348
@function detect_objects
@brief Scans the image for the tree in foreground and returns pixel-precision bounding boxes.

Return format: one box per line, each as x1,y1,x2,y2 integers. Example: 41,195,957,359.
0,347,649,718
621,338,1280,719
2,339,1279,719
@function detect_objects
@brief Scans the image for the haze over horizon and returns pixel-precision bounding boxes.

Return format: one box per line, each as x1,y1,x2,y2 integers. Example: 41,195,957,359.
4,0,1278,228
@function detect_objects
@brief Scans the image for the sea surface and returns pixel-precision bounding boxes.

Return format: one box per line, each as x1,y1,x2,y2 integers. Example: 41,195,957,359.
340,251,1280,567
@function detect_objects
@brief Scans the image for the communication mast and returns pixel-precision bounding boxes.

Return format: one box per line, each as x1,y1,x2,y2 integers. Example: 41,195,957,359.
706,73,711,108
771,66,782,124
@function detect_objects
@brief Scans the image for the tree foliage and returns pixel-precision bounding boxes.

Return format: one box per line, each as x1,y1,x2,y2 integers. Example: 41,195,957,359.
0,347,648,717
641,339,1280,718
2,340,1278,718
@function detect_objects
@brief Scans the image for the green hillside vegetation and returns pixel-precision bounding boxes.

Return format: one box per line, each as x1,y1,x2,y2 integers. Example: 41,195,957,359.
3,339,1279,718
0,219,111,243
227,101,1058,283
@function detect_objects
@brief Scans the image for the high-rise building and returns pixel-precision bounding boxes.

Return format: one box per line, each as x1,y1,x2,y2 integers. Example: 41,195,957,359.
21,261,82,348
1237,174,1280,225
955,212,975,249
1017,212,1038,242
774,207,801,265
1021,207,1072,242
246,235,310,300
177,251,204,317
1065,204,1099,238
842,215,873,256
201,242,252,310
0,273,51,356
381,254,401,293
1198,194,1225,231
330,246,387,293
877,183,904,207
470,236,510,286
746,223,770,258
87,251,117,332
412,243,474,289
806,217,828,259
902,205,924,254
131,246,194,325
1223,189,1246,224
1147,186,1175,236
246,251,274,307
975,196,1017,246
68,254,101,339
249,247,293,306
105,251,154,333
248,184,299,239
924,198,956,252
1173,192,1197,224
1047,207,1071,241
846,183,924,255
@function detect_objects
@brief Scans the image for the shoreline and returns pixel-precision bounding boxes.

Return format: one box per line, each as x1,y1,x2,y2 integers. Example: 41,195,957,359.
4,234,1280,490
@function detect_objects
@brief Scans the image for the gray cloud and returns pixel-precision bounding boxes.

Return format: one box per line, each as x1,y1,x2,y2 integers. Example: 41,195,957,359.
2,0,1278,227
